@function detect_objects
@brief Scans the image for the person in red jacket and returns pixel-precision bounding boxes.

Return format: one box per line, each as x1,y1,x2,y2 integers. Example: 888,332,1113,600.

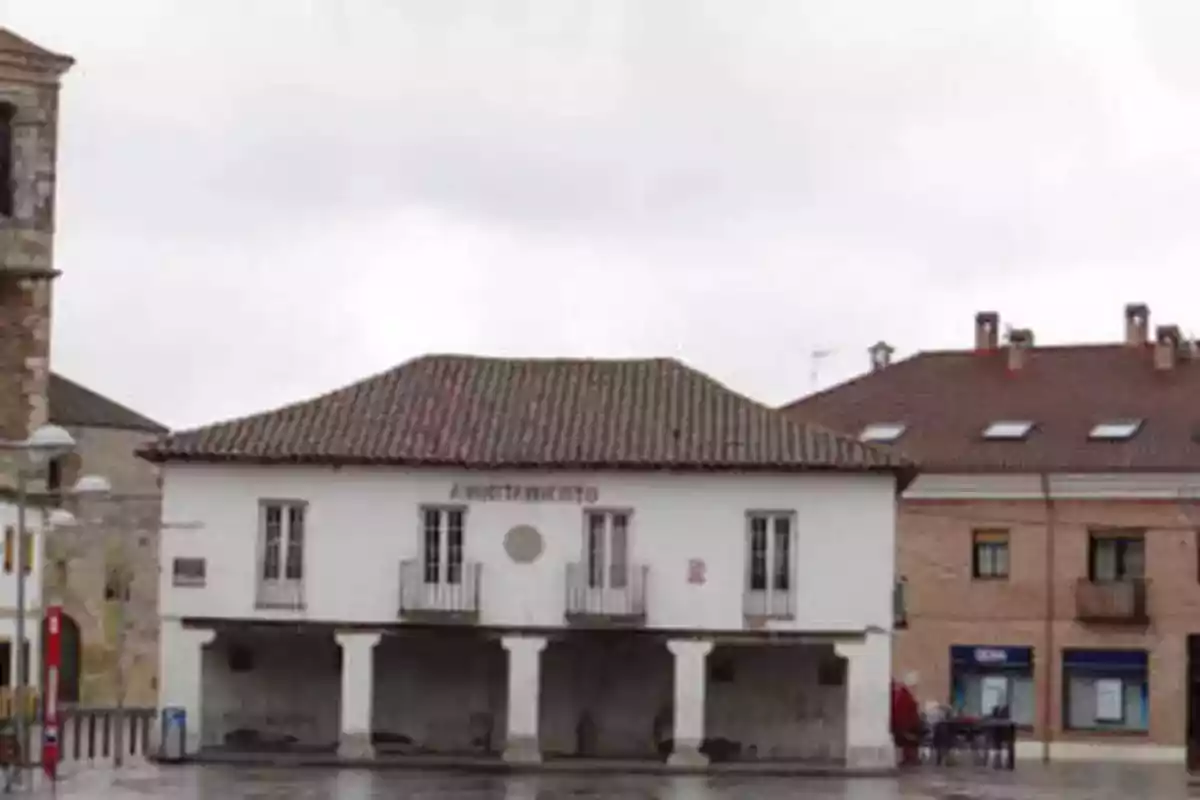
890,680,921,766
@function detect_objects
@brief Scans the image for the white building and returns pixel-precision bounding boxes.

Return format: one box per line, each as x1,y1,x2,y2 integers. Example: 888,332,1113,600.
0,502,43,695
143,355,914,769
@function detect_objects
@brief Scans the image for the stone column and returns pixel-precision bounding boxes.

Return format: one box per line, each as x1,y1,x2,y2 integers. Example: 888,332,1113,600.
157,620,215,755
667,639,713,766
337,631,381,759
835,632,895,770
501,635,547,763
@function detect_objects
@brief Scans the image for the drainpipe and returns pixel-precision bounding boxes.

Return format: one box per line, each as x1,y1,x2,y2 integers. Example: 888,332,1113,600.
1040,472,1056,763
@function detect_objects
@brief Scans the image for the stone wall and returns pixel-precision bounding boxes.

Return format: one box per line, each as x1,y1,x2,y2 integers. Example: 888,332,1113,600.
45,492,161,707
53,426,162,706
0,45,69,445
65,427,161,496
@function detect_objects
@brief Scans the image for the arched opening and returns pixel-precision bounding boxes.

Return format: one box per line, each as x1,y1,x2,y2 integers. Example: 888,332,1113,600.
0,101,14,218
42,613,81,704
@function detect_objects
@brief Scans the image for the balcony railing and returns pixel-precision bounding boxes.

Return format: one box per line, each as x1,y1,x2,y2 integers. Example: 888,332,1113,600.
894,579,908,628
255,578,305,611
1075,578,1149,624
743,586,795,619
399,560,481,620
564,562,648,623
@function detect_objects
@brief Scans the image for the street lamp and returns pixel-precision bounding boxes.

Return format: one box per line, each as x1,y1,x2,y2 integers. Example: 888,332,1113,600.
0,424,76,782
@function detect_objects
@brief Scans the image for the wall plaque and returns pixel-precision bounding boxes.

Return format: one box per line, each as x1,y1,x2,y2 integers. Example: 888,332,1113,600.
503,525,545,564
450,484,599,504
687,559,706,585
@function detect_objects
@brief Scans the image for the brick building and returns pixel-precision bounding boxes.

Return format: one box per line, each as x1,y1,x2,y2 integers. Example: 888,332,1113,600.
0,29,168,708
783,304,1200,764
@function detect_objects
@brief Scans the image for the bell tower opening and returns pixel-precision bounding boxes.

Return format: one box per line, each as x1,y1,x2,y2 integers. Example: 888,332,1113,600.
0,101,14,219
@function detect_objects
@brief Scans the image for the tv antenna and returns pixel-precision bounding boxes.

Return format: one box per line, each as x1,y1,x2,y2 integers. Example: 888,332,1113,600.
810,348,834,390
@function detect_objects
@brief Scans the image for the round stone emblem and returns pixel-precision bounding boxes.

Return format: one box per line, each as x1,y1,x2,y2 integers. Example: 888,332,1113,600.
504,525,544,564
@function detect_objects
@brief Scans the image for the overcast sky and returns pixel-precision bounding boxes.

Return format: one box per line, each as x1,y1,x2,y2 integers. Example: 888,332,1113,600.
5,0,1200,429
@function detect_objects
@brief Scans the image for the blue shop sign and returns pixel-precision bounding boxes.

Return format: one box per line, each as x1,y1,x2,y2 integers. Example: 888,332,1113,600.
1062,648,1148,672
950,645,1033,670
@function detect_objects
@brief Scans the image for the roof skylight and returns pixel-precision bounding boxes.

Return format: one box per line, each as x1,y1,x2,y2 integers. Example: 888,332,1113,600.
982,420,1035,440
1089,420,1143,441
860,423,906,443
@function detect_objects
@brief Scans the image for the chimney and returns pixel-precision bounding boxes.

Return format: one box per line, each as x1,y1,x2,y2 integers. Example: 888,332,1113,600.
868,341,895,372
1155,324,1182,370
1007,327,1034,371
975,311,1000,351
1124,303,1150,347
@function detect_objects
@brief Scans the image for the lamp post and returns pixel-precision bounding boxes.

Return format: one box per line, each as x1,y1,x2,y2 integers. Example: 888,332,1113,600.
0,424,76,785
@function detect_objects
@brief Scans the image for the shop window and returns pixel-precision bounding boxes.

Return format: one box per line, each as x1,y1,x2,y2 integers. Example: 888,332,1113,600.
949,644,1035,726
1062,648,1148,732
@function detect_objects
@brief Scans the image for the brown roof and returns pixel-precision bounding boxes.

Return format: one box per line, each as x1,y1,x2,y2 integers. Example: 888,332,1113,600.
781,343,1200,473
49,374,168,434
139,354,911,477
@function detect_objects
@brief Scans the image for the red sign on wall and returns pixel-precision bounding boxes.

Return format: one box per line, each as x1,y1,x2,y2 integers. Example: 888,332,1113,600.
43,605,61,780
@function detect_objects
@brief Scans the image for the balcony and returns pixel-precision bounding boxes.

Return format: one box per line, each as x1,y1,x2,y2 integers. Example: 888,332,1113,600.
1074,578,1149,624
564,562,647,625
399,560,481,622
743,587,794,620
255,578,305,611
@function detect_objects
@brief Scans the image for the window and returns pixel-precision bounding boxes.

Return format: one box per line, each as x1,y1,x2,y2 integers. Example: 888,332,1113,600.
860,423,906,443
894,578,908,628
950,645,1035,726
104,566,131,602
745,512,794,616
982,421,1034,440
1089,420,1142,440
584,510,630,589
1088,531,1144,582
972,529,1010,579
260,501,306,583
1062,649,1148,732
172,557,206,587
46,457,62,493
0,102,14,218
3,527,33,575
421,506,465,585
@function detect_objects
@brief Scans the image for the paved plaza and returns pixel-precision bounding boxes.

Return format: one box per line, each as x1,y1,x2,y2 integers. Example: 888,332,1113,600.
15,763,1200,799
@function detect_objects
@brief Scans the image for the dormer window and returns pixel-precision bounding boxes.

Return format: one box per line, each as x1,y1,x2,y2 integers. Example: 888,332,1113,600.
982,421,1034,440
860,423,906,443
1089,420,1142,441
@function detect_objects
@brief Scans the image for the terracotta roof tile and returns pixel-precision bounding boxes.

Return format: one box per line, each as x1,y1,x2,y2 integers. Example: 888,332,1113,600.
139,354,911,476
782,343,1200,473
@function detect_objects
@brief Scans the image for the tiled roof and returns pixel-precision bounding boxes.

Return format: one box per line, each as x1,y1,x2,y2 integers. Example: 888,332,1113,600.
49,374,167,434
782,343,1200,473
139,354,912,476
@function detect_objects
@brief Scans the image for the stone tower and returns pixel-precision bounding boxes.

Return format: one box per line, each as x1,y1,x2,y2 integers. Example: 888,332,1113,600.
0,29,73,442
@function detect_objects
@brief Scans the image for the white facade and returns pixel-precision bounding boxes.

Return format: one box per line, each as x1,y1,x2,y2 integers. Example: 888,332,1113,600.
0,501,45,693
158,464,898,767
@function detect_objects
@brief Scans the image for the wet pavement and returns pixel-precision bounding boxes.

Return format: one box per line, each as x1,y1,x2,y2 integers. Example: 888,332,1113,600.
17,763,1200,799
